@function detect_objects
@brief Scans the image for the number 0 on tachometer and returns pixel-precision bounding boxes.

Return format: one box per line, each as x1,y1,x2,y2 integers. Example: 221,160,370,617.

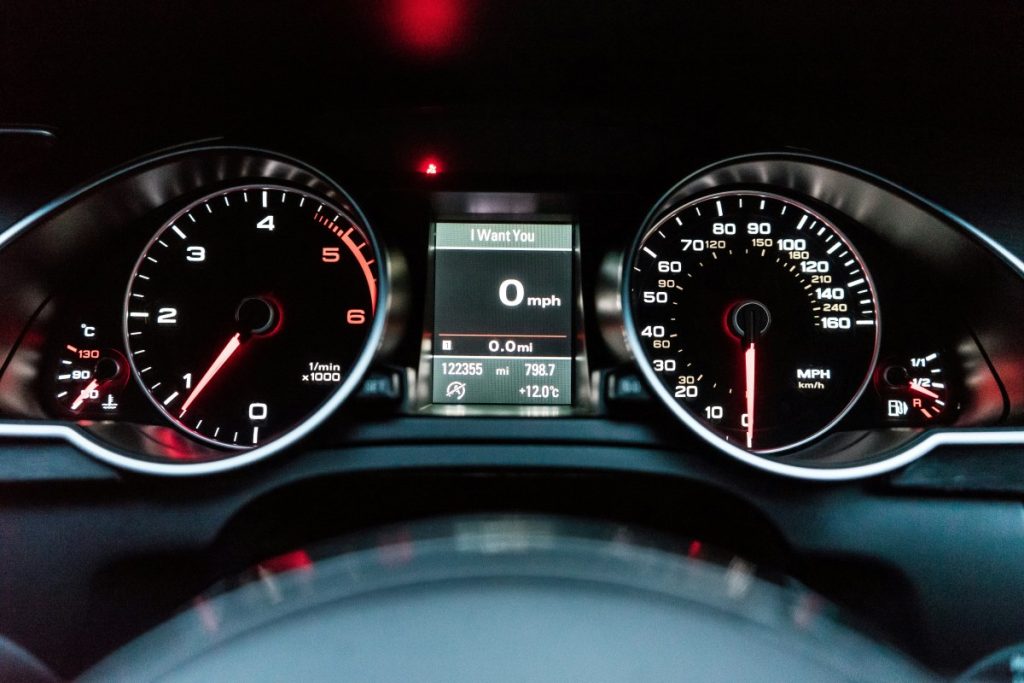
124,185,380,449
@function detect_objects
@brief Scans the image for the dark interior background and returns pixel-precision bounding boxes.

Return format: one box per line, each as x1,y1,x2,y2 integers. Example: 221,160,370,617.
2,1,1023,240
1,1,1023,678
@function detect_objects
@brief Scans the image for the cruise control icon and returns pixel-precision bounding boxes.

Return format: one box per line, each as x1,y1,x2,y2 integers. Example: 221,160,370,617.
446,381,467,401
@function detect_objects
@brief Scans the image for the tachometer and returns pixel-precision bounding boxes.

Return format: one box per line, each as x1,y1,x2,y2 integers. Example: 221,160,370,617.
625,190,879,453
124,185,381,449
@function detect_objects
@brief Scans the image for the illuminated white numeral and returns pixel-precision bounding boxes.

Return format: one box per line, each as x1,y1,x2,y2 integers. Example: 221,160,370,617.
712,222,736,235
186,246,206,262
815,287,845,300
183,372,192,389
256,215,275,231
653,359,676,372
680,240,705,251
499,279,525,307
642,291,669,304
640,325,666,338
704,405,724,420
747,222,772,235
657,260,683,273
822,316,851,329
674,385,698,398
777,238,806,251
801,260,830,273
248,403,268,420
157,307,177,324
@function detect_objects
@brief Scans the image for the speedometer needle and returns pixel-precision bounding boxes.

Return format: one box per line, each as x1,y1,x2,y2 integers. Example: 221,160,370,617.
179,332,242,416
745,343,756,449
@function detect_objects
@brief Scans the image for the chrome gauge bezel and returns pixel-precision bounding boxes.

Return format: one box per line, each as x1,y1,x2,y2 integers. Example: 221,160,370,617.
2,150,1024,478
0,145,391,476
618,153,1024,480
122,183,383,451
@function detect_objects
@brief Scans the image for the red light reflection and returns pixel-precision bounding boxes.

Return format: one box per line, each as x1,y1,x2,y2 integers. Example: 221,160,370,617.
261,549,314,574
419,156,443,175
389,0,467,56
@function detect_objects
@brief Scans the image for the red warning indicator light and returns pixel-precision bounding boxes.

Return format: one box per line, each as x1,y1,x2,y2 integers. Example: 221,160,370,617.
419,157,442,176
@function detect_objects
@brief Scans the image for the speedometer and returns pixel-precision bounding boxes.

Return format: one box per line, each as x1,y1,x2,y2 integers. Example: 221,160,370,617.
625,190,879,454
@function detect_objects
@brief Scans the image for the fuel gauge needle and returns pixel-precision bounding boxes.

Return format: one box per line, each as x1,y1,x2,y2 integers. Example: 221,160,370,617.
908,381,940,400
745,342,756,449
179,332,242,417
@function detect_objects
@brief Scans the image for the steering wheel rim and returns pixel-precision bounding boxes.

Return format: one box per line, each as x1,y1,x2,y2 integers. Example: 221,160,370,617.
82,516,934,682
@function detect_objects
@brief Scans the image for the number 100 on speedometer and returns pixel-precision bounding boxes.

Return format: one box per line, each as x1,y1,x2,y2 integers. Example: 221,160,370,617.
627,191,879,453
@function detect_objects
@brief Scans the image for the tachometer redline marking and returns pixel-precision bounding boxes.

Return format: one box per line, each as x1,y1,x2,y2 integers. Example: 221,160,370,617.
314,212,379,312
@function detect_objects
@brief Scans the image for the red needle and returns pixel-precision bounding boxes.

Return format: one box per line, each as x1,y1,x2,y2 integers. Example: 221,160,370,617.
70,379,99,412
908,381,939,400
745,342,756,449
179,332,242,416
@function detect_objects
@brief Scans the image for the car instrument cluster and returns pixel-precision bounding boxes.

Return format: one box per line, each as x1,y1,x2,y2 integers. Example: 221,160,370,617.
1,146,1021,478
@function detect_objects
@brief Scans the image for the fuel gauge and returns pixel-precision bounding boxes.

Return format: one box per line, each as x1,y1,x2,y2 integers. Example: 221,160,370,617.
877,352,953,425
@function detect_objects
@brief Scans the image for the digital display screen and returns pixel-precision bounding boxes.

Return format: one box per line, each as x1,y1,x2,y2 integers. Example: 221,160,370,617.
432,222,574,405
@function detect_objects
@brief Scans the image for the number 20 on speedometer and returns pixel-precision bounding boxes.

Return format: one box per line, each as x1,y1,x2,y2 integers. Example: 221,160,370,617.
626,191,880,453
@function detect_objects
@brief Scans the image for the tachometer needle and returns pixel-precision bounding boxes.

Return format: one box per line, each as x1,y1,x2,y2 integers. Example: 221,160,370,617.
70,379,99,412
745,343,756,449
179,332,242,416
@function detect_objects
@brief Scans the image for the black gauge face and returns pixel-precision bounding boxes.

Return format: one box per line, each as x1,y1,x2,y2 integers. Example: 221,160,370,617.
124,186,379,449
628,191,880,453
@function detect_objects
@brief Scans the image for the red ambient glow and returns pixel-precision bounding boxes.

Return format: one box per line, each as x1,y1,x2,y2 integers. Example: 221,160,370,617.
389,0,467,56
418,157,443,175
261,549,314,574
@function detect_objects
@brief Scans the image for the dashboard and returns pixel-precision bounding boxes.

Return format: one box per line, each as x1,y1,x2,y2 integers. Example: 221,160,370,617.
1,1,1024,680
2,147,1021,478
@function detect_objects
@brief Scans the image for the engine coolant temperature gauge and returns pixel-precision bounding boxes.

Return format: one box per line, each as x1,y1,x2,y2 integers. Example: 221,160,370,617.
54,342,129,416
877,352,952,425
